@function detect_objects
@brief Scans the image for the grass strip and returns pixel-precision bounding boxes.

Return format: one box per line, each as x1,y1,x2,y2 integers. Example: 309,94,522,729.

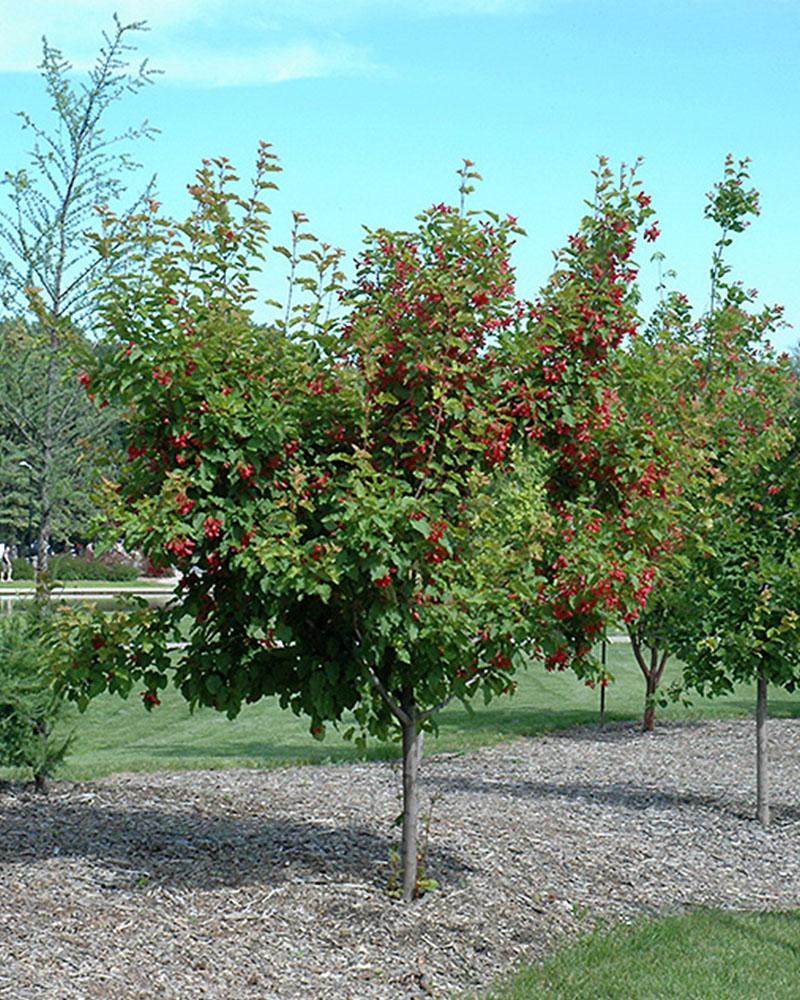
474,909,800,999
2,642,796,781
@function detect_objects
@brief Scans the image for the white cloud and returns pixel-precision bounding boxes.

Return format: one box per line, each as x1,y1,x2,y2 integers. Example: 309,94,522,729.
0,0,215,72
158,39,380,87
0,0,535,79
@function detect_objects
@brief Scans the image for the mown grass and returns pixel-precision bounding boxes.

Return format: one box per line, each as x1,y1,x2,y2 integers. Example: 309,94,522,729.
6,640,797,781
473,910,800,999
0,579,172,590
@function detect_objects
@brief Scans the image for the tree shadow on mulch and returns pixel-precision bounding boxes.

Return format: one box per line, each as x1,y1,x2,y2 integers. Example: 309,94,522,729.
423,773,800,825
0,793,469,892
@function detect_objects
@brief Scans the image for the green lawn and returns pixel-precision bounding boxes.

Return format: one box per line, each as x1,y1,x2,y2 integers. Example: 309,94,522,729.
0,579,173,590
473,910,800,1000
12,640,798,781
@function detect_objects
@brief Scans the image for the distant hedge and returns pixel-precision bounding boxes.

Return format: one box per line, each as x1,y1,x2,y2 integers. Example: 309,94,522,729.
10,559,34,580
9,556,138,583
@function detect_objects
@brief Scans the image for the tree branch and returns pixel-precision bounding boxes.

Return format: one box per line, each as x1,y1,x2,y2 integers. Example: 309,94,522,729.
351,608,411,726
364,662,411,727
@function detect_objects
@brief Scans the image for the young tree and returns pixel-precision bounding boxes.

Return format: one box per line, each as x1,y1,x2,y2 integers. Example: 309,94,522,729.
630,158,800,821
0,610,73,791
612,157,795,736
0,17,156,587
514,161,687,701
51,151,668,901
665,332,798,826
614,298,700,730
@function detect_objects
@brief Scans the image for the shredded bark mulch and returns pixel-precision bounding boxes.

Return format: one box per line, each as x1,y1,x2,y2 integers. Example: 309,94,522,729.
2,717,800,999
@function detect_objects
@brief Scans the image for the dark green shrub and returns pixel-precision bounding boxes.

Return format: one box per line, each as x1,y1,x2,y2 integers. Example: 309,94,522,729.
48,555,138,582
0,611,72,788
4,555,139,584
10,558,34,581
105,562,139,581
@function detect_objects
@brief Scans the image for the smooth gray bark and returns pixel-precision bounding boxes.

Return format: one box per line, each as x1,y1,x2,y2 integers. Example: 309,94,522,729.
756,673,769,827
400,688,423,903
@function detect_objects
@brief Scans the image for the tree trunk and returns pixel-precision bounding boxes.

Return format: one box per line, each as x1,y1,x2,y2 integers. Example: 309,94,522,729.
756,672,769,827
598,640,606,728
643,667,659,732
629,630,669,733
400,687,423,903
35,493,51,599
35,339,56,599
33,720,50,795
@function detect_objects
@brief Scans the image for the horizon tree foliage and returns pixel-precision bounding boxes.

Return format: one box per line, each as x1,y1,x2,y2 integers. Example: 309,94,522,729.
0,16,156,585
50,146,682,902
0,317,107,549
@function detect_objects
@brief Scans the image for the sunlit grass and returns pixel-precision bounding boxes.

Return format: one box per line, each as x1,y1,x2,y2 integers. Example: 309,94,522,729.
0,579,172,590
472,910,800,999
4,641,795,781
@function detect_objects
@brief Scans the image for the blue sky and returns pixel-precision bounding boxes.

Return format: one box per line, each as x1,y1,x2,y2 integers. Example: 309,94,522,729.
1,0,798,349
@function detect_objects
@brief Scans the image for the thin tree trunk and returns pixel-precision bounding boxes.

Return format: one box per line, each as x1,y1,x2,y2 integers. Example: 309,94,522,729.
400,687,423,903
643,671,658,732
756,672,769,827
598,640,606,728
643,647,665,732
35,330,57,598
35,491,51,597
629,630,669,732
33,720,49,794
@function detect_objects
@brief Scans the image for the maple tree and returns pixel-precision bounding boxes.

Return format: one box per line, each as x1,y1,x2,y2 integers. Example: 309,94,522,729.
52,149,680,900
620,158,800,825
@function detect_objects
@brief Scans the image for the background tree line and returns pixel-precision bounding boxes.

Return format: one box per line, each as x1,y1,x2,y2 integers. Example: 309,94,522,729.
0,17,155,581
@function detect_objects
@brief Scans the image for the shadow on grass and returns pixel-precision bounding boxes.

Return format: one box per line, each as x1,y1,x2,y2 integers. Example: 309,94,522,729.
138,740,402,767
0,794,468,891
132,699,800,767
132,708,628,768
438,696,800,747
722,699,800,719
435,706,609,740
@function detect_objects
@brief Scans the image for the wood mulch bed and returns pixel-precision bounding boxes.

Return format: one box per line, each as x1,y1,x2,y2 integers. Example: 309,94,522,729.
2,717,800,999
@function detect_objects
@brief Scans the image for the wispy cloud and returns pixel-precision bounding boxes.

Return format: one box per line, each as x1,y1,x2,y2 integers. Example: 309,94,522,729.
158,40,380,87
0,0,534,80
0,2,195,71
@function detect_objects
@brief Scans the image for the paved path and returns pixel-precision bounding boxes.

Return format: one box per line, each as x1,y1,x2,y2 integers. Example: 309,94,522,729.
0,582,176,601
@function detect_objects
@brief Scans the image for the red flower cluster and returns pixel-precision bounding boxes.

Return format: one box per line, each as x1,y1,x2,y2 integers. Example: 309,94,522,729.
165,537,195,559
203,517,223,540
176,492,195,516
